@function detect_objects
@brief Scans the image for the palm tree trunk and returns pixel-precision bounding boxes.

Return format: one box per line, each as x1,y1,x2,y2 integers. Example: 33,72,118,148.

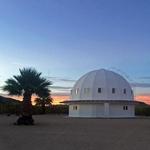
15,92,34,125
22,92,32,116
41,103,45,114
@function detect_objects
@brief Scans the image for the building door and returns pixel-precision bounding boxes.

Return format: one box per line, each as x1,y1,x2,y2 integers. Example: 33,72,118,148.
104,103,109,117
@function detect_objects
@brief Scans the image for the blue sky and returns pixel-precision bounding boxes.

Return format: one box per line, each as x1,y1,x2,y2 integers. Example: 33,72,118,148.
0,0,150,101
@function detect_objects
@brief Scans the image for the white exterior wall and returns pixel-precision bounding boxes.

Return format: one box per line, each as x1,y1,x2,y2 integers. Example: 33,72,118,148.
69,103,134,118
69,104,104,117
69,104,80,117
109,104,134,117
79,104,104,117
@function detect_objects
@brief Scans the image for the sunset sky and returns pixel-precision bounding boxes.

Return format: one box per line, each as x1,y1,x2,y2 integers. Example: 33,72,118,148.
0,0,150,104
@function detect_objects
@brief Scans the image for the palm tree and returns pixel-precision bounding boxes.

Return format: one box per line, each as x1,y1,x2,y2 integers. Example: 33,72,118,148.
3,68,52,125
34,93,53,114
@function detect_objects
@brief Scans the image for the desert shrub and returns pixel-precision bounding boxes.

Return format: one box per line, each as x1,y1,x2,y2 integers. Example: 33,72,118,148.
32,105,69,115
0,104,69,115
0,104,21,115
48,105,69,114
135,106,150,116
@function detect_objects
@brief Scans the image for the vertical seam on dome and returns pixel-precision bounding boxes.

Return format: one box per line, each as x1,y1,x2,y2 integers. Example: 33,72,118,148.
79,71,95,100
104,70,108,100
78,74,88,100
72,74,87,100
91,70,98,100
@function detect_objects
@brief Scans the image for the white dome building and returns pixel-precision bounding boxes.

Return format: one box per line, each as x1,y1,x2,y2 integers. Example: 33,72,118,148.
64,69,135,118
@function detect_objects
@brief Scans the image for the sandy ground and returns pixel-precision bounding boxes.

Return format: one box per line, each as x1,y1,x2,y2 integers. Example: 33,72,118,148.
0,115,150,150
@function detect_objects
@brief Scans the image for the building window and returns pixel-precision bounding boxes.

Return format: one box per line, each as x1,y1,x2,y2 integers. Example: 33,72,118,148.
75,88,79,94
123,106,128,110
123,106,125,110
98,88,102,93
112,88,115,94
73,106,77,110
71,90,72,94
123,89,126,94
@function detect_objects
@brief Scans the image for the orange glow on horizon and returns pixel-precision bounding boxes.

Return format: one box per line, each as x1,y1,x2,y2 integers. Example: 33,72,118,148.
135,95,150,105
52,95,70,105
6,95,70,105
5,95,150,105
7,95,38,105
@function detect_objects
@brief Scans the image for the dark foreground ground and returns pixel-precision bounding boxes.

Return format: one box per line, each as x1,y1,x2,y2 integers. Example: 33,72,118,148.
0,115,150,150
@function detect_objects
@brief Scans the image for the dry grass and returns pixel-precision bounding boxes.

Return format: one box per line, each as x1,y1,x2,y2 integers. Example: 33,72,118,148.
0,115,150,150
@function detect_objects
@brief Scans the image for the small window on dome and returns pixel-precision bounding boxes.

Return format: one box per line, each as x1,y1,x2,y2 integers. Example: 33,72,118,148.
112,88,115,94
98,88,102,93
75,88,79,94
123,89,126,94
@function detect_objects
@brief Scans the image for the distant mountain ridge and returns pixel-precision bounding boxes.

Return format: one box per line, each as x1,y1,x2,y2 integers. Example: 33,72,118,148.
0,95,21,105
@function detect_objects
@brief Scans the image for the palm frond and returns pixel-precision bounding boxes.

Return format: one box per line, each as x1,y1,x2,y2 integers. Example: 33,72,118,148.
3,67,52,97
3,78,22,95
34,96,53,106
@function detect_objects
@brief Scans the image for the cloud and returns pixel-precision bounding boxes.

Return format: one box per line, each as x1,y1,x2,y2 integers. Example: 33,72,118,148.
51,86,72,90
52,92,70,96
139,77,150,80
50,86,72,95
135,93,150,96
46,76,76,83
130,82,150,88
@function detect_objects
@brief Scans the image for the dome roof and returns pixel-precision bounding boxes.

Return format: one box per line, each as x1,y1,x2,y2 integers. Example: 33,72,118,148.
71,69,134,101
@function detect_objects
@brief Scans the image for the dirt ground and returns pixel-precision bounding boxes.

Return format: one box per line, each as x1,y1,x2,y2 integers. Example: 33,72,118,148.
0,115,150,150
